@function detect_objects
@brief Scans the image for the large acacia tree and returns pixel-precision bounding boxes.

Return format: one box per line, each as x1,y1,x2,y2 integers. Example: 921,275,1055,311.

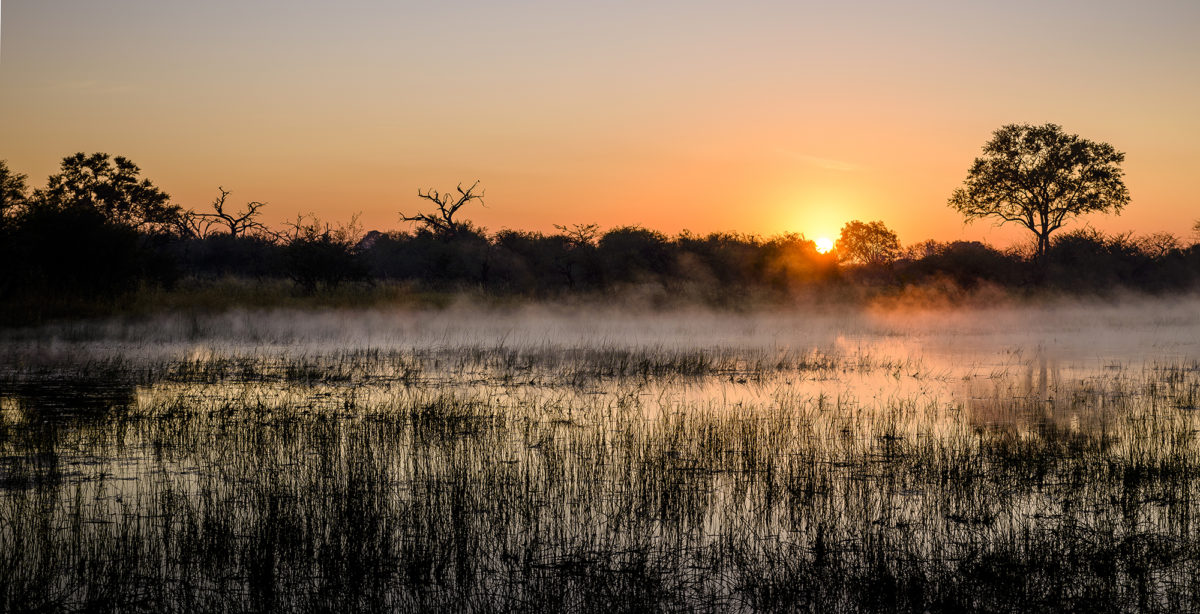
949,123,1130,267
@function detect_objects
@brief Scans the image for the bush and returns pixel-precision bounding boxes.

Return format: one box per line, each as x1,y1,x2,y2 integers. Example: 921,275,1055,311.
597,226,672,284
8,205,148,298
903,241,1024,288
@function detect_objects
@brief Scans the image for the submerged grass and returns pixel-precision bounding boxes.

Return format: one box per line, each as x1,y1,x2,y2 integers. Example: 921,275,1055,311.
2,313,1200,612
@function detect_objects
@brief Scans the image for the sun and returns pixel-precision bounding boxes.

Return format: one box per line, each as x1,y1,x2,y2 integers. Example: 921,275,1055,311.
814,236,835,254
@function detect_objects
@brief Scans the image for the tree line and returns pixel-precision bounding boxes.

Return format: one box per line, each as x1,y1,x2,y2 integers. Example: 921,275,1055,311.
2,125,1198,315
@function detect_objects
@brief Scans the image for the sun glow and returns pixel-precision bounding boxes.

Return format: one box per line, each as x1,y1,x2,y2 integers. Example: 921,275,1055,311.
814,237,835,254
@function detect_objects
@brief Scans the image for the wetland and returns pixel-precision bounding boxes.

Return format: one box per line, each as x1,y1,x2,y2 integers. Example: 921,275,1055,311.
3,297,1200,612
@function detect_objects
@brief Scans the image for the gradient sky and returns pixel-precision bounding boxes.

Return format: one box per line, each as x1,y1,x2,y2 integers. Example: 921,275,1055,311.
2,1,1198,246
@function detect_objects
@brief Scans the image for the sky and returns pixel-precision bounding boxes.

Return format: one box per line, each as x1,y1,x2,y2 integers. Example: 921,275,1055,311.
2,0,1198,246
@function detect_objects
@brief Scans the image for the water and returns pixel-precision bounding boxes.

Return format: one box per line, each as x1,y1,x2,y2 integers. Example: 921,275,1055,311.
2,298,1200,611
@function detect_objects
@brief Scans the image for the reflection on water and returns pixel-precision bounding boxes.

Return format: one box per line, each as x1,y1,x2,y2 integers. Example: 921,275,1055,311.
2,300,1200,611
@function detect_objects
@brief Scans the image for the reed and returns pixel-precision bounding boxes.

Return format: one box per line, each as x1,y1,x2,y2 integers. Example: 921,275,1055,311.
3,308,1200,612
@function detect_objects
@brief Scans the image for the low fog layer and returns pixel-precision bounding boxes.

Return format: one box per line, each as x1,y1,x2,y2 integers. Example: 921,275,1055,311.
2,295,1198,370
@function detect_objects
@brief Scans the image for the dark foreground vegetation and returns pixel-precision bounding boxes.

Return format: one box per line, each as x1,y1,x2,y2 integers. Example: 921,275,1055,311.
2,308,1200,612
2,149,1199,325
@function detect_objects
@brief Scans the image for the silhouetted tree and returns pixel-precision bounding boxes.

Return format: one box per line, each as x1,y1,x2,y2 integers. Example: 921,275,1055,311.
675,231,764,290
171,233,284,279
0,161,29,297
902,240,1022,288
282,214,366,291
597,226,672,284
188,187,277,239
0,160,28,224
400,181,484,240
837,220,900,266
2,155,182,300
490,229,575,292
1045,228,1142,290
1136,232,1181,259
551,224,601,288
10,204,146,298
902,239,944,261
949,124,1130,269
762,233,836,290
553,223,600,247
10,151,1200,308
31,153,184,234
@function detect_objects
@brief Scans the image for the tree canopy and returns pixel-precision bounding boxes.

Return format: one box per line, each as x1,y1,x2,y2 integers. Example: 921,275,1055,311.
5,149,1198,320
949,123,1130,266
0,160,29,223
32,153,183,234
837,220,900,266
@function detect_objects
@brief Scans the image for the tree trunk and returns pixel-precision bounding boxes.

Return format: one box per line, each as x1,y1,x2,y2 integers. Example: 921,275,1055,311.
1035,232,1050,284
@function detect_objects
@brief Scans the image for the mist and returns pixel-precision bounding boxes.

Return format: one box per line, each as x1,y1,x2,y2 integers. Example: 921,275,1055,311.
4,294,1197,372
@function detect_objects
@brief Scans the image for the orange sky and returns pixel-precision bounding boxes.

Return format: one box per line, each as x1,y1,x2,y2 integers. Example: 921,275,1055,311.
2,1,1198,247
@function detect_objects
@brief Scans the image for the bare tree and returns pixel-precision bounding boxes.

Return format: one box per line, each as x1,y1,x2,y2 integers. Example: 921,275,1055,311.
553,223,600,248
400,181,484,239
1137,232,1181,258
191,187,276,239
282,212,361,245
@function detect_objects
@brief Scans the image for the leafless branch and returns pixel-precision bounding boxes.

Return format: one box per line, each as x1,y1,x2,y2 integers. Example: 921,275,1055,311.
193,186,279,240
400,180,484,239
553,223,600,247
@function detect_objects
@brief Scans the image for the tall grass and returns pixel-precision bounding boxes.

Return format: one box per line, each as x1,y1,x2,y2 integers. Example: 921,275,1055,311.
3,309,1200,612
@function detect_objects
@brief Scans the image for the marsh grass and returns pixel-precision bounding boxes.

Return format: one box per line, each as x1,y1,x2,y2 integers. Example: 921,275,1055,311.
3,312,1200,612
